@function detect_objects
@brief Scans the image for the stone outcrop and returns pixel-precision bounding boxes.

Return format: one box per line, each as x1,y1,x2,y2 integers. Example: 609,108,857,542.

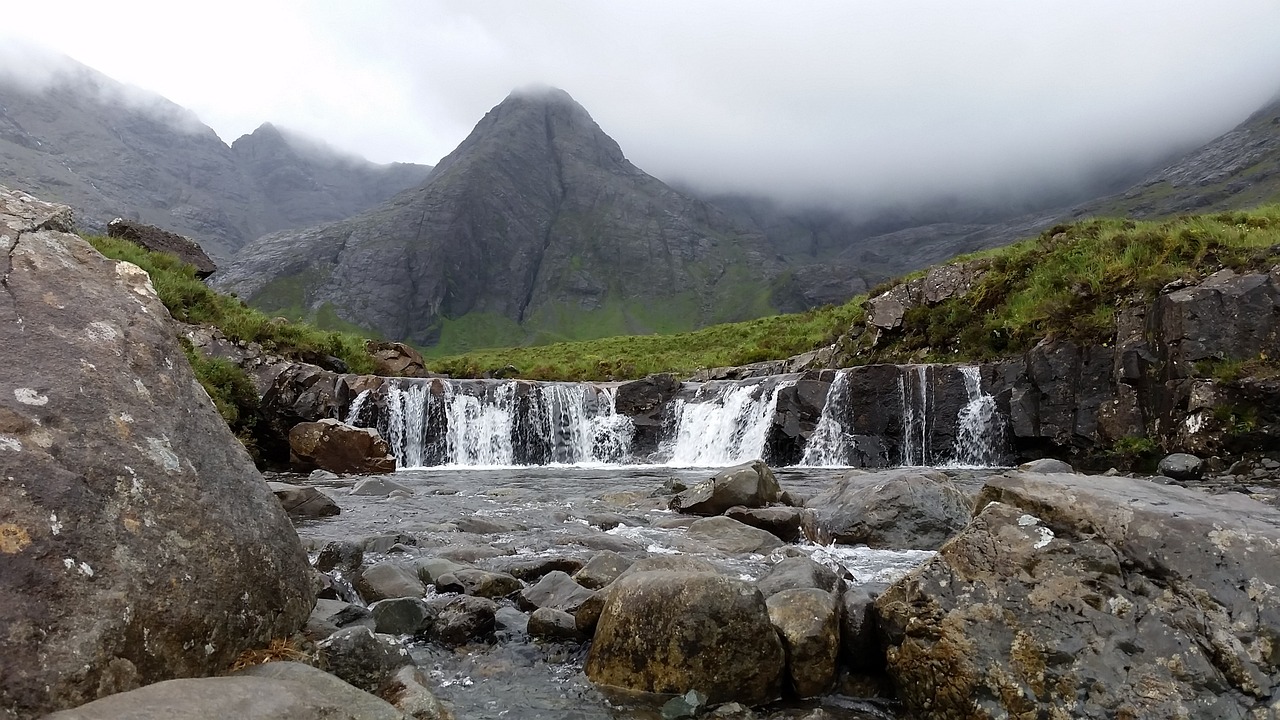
0,186,314,718
107,218,218,277
288,418,396,474
876,472,1280,719
584,570,785,706
803,468,972,550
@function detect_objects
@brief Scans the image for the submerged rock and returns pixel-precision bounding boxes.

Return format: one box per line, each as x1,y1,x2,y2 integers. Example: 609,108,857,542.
315,626,413,696
584,570,785,706
269,481,341,518
803,468,971,550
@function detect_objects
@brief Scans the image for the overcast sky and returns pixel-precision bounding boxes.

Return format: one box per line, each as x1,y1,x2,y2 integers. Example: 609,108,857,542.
4,1,1280,209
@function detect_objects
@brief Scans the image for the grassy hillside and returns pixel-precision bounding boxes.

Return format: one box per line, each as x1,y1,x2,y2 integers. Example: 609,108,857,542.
428,205,1280,380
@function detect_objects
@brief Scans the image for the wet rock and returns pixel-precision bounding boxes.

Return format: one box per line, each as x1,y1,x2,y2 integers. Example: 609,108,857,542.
362,533,419,553
1017,458,1075,474
724,506,809,543
755,556,842,598
574,591,608,635
1158,452,1204,481
107,217,218,278
586,570,785,706
413,556,470,584
452,515,525,534
766,588,840,698
485,555,585,582
316,626,413,695
310,468,340,481
876,472,1280,719
0,186,314,717
269,481,342,518
289,418,397,474
573,550,633,589
434,568,521,599
355,561,427,602
803,468,971,550
316,540,364,574
584,512,641,530
383,665,455,720
838,587,882,673
686,516,786,554
305,599,376,640
518,570,596,612
370,597,435,637
528,607,586,642
46,661,407,719
427,595,498,646
352,477,415,496
670,460,782,516
495,606,529,637
662,689,709,720
615,373,681,454
434,544,515,563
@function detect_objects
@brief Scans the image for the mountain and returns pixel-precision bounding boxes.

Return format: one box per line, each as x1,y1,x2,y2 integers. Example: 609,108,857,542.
213,88,783,352
0,54,430,258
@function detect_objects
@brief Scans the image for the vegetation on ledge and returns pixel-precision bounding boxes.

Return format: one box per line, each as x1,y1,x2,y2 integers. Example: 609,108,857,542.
427,205,1280,380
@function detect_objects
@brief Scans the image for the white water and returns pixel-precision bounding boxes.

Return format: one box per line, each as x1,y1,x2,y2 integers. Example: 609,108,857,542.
948,366,1005,467
900,366,932,466
800,370,850,466
663,381,792,466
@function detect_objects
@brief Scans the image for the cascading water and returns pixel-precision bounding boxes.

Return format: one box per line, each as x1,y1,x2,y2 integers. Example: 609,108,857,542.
900,366,932,466
949,366,1005,467
357,381,633,468
663,380,792,466
800,370,851,466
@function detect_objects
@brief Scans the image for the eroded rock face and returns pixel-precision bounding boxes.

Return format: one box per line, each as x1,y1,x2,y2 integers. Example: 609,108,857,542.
584,570,785,706
803,468,972,550
876,472,1280,719
0,185,313,718
289,418,397,474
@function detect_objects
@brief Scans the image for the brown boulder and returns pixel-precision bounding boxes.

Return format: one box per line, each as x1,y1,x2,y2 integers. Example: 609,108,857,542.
289,418,396,474
366,340,427,377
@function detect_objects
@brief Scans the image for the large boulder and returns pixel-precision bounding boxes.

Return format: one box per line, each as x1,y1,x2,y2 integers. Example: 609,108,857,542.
670,460,781,516
44,662,409,720
288,418,397,474
584,570,785,706
366,340,427,378
766,588,841,698
106,217,218,278
0,186,314,718
876,472,1280,719
685,516,785,555
803,468,972,550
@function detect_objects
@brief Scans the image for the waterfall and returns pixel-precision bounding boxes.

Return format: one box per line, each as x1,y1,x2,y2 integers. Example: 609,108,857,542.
800,370,851,466
360,380,632,468
900,366,932,466
664,380,791,466
949,366,1004,467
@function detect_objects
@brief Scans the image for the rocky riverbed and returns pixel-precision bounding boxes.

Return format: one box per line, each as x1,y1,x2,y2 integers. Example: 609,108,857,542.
285,464,964,719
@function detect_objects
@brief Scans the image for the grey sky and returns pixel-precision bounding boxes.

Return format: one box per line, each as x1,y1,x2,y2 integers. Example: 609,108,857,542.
4,1,1280,208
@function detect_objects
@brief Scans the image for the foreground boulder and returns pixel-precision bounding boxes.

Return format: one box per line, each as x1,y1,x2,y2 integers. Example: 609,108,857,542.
876,472,1280,719
0,186,314,717
288,418,397,474
670,460,781,516
803,468,971,550
584,570,785,706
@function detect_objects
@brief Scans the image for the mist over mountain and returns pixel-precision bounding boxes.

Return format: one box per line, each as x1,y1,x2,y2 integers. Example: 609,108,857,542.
0,52,430,258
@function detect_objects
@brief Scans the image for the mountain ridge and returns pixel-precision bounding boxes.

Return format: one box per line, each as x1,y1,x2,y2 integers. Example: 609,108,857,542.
0,53,431,258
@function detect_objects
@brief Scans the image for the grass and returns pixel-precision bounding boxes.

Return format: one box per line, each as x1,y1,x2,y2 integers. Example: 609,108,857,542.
425,204,1280,380
85,235,377,375
428,301,865,381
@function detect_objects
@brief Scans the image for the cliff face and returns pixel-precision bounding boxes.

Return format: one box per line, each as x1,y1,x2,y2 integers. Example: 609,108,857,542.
0,56,430,259
214,88,782,351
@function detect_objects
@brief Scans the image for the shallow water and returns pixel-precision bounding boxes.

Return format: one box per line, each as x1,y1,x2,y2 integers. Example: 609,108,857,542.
292,465,987,719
